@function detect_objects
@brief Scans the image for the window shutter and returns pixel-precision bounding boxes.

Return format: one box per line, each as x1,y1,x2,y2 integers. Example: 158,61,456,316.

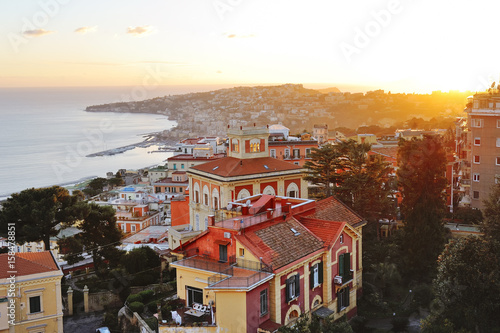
344,253,351,279
309,266,314,290
318,262,323,284
260,139,266,152
339,253,344,278
285,278,290,302
336,291,341,312
295,274,300,297
346,286,350,307
245,140,250,153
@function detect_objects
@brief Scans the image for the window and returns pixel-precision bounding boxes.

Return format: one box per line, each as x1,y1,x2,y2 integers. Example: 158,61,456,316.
260,289,268,316
496,157,500,166
131,225,136,232
285,274,300,302
213,196,218,209
293,149,300,158
219,244,227,262
310,262,323,288
181,164,185,169
186,286,203,307
294,162,299,166
270,149,276,158
239,248,244,257
231,139,239,152
305,148,311,158
497,138,500,147
474,137,481,146
250,142,260,152
155,187,161,193
195,191,199,203
284,148,290,159
473,173,480,182
340,234,344,244
471,119,483,128
474,155,480,164
204,193,209,206
180,187,183,193
337,286,350,312
29,295,41,314
473,191,480,199
173,164,177,170
497,119,500,128
339,253,352,281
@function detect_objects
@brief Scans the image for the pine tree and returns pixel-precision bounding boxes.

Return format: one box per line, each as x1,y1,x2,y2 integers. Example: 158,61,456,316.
397,136,448,280
304,144,341,198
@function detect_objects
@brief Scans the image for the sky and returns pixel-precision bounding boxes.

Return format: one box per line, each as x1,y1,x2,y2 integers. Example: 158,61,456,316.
2,0,500,93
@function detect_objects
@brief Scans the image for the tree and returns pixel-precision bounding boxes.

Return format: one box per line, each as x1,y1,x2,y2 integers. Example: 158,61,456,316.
482,182,500,242
304,144,342,198
335,140,395,221
421,237,500,333
277,313,353,333
397,136,448,280
120,246,161,274
0,186,83,250
60,203,123,276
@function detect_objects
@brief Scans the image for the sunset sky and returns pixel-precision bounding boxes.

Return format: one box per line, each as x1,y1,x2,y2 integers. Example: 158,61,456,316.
2,0,500,93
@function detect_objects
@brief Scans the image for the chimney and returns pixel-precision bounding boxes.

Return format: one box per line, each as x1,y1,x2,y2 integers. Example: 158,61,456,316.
207,215,215,226
267,208,274,219
241,205,249,215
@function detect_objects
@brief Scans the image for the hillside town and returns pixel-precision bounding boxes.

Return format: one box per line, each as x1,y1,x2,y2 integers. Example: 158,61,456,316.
1,87,499,333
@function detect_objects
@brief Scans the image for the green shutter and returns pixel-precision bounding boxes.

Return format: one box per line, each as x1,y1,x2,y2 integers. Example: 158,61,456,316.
310,265,314,290
346,286,350,307
285,279,291,303
344,253,351,280
339,253,344,278
319,262,323,284
336,291,341,312
295,274,300,297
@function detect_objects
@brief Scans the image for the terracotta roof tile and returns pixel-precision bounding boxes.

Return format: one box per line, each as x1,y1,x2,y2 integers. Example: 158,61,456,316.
0,251,60,279
236,216,323,270
300,197,364,227
190,157,302,177
299,217,345,247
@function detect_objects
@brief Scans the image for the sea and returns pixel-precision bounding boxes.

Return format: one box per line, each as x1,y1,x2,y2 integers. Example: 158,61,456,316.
0,85,235,200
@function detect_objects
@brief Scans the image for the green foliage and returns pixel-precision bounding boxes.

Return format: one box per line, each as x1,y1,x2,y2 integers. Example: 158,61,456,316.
304,144,342,198
103,311,119,331
121,246,161,275
482,182,500,241
146,301,159,313
397,136,448,281
423,237,500,332
139,289,155,303
0,186,84,250
412,283,433,308
127,293,143,304
453,207,483,225
144,317,158,331
59,203,123,276
132,272,157,286
277,313,354,333
128,301,144,313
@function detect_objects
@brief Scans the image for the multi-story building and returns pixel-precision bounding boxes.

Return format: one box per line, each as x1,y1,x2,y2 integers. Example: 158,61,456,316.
457,91,500,210
186,125,308,234
161,194,365,333
313,124,328,144
0,251,64,333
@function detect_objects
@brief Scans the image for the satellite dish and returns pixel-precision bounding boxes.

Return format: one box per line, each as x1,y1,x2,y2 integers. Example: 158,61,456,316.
227,203,233,210
236,206,242,212
246,199,251,206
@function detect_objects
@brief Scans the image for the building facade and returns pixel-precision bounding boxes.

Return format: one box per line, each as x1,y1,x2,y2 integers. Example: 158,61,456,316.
0,252,64,333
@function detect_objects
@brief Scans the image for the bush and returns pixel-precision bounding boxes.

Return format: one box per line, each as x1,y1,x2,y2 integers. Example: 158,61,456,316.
139,289,155,303
103,311,119,331
132,272,156,286
127,293,143,304
146,301,159,313
413,283,433,308
144,317,158,331
391,317,409,332
350,316,372,333
128,301,145,314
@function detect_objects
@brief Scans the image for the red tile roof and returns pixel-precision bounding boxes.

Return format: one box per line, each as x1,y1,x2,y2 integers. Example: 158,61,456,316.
300,197,364,227
168,153,226,161
299,217,345,247
0,251,60,279
190,157,302,177
235,216,323,270
259,319,281,332
369,147,399,160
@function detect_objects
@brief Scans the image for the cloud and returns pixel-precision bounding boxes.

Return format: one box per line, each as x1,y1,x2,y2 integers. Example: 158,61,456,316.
74,26,98,34
126,25,154,36
226,33,255,39
23,29,55,38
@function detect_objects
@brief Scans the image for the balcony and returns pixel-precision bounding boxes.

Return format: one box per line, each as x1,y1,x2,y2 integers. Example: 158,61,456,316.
461,179,471,186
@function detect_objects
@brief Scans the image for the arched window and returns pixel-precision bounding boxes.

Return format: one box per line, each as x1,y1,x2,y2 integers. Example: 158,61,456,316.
250,138,261,152
212,188,220,210
203,185,210,206
193,182,200,203
231,139,239,152
237,189,251,200
286,182,299,198
262,185,276,196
